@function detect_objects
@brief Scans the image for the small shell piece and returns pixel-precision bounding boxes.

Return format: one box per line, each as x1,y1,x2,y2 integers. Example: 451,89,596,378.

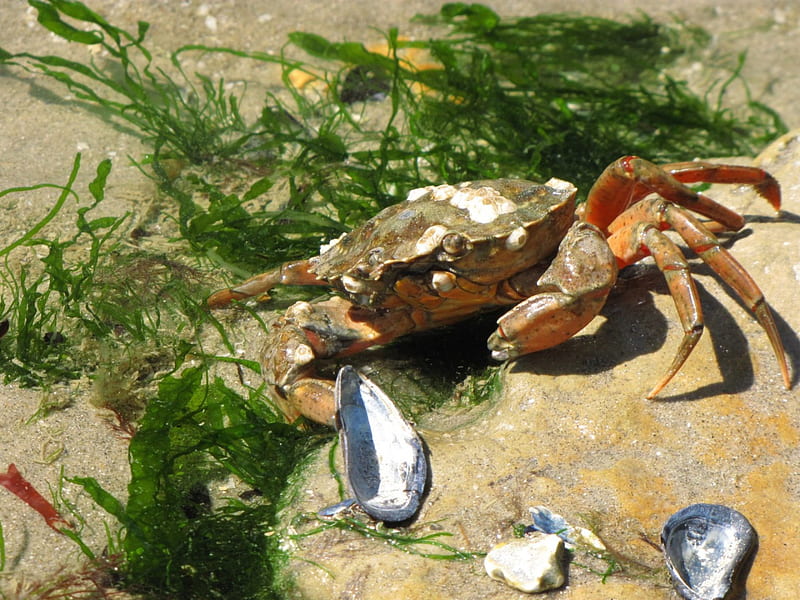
334,366,427,523
661,503,757,600
527,506,606,552
484,533,566,593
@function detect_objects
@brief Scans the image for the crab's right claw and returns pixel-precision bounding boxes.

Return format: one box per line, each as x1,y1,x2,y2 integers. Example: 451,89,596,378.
489,222,617,360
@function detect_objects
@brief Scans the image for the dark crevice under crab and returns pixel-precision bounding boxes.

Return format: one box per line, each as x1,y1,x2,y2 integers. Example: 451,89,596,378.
209,156,791,425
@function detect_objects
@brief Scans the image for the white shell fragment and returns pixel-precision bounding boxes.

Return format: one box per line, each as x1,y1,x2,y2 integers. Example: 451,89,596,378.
484,533,566,593
449,185,517,223
528,505,606,552
334,366,427,522
661,503,757,600
317,498,357,519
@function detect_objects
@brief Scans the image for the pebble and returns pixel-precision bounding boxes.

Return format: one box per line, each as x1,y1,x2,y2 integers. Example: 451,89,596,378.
484,533,566,593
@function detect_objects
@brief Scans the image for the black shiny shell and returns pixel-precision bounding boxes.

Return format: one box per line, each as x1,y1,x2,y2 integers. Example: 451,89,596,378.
661,503,757,600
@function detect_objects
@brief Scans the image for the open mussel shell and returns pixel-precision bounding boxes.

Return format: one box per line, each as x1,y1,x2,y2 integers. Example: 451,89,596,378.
334,366,427,523
661,503,757,600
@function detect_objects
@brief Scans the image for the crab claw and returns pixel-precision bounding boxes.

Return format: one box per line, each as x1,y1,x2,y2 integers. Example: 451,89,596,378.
260,297,418,426
489,222,617,361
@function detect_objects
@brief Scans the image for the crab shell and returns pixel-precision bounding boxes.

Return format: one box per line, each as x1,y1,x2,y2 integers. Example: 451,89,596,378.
310,178,578,306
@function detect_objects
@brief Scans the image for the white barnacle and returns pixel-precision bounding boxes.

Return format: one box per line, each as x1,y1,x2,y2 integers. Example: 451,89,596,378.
544,177,577,196
431,271,456,292
505,226,529,251
287,301,313,319
319,232,347,255
406,186,433,202
449,186,516,224
290,343,314,366
430,184,458,201
415,224,448,254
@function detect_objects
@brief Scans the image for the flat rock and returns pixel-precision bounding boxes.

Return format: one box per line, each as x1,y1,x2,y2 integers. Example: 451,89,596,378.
279,132,800,599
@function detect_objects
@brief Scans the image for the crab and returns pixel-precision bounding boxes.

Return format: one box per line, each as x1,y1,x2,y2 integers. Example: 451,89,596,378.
209,156,791,425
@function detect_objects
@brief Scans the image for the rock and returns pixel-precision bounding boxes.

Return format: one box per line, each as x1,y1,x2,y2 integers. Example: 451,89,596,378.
279,132,800,599
484,533,566,593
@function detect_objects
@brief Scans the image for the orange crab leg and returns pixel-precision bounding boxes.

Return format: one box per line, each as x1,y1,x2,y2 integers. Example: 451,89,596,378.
608,221,704,397
584,156,780,234
207,260,323,308
663,161,781,211
608,197,791,391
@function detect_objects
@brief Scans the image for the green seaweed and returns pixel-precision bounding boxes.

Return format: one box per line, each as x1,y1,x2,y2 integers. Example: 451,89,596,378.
1,2,786,277
0,155,197,403
0,0,790,597
0,155,122,385
65,367,326,598
291,513,480,561
119,368,322,597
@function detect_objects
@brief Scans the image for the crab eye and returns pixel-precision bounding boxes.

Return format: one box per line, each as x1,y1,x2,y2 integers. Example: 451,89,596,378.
367,247,384,266
441,233,470,257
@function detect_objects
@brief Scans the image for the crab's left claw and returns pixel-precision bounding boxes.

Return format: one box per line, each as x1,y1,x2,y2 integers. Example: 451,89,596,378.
260,297,418,425
489,221,617,360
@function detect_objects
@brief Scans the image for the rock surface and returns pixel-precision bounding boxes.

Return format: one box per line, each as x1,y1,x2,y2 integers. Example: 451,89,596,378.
278,132,800,599
485,534,566,594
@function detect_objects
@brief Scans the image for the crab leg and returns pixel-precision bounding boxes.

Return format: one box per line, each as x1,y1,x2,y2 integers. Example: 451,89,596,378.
608,221,704,397
663,161,781,211
583,156,780,233
607,197,791,392
207,259,323,308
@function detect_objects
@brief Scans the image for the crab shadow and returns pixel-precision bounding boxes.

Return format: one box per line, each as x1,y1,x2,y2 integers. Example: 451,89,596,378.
510,266,798,401
509,270,671,385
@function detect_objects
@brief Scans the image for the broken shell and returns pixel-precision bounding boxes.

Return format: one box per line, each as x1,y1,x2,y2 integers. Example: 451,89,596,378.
527,506,606,552
661,503,757,600
334,366,427,523
317,498,357,519
484,533,566,593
